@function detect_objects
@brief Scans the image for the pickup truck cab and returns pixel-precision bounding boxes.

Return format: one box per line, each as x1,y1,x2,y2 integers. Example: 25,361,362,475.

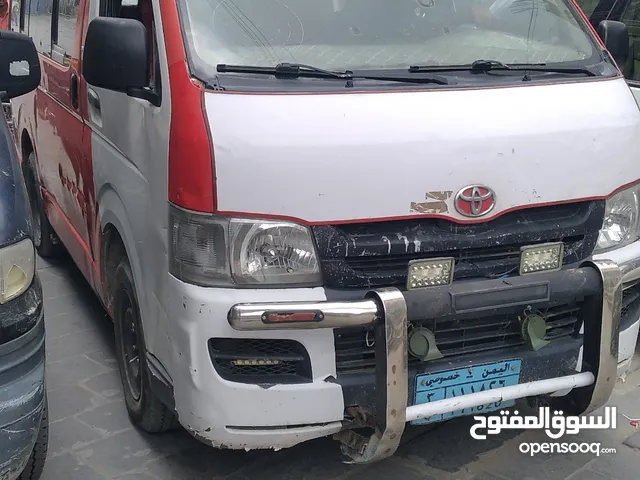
0,30,48,480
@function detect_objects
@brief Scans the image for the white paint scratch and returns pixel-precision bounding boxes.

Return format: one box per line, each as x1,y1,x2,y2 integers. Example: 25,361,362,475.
396,233,410,252
381,236,391,254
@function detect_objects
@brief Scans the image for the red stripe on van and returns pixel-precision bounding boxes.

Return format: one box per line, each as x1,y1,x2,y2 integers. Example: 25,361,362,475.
160,0,216,213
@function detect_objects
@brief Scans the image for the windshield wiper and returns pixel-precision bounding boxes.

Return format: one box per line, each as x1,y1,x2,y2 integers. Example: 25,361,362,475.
217,62,450,85
218,62,354,79
409,59,598,77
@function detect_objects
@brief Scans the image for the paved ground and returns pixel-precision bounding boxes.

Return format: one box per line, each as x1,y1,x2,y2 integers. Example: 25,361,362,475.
38,254,640,480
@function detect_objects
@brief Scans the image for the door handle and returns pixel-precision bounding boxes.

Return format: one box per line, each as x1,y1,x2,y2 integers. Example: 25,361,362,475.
70,74,79,110
87,88,101,113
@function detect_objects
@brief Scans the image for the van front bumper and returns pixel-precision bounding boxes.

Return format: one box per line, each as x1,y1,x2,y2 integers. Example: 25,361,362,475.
226,260,620,463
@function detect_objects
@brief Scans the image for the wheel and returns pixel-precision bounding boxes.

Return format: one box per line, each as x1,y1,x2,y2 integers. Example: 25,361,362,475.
18,396,49,480
114,256,179,433
24,152,59,258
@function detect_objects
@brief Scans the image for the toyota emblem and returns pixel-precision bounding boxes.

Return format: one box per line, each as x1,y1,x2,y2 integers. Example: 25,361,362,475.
454,185,496,218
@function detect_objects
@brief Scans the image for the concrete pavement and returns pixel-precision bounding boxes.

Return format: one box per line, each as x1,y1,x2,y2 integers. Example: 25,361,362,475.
37,254,640,480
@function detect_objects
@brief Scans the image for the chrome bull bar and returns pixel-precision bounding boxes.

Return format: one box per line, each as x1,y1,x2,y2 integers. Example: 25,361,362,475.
227,259,622,463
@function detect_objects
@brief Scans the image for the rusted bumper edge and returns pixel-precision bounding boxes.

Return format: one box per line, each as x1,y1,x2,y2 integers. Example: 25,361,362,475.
227,260,621,464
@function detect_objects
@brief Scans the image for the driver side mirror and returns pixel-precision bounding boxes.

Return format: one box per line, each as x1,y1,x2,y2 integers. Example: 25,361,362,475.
0,31,41,101
83,17,152,101
597,20,629,69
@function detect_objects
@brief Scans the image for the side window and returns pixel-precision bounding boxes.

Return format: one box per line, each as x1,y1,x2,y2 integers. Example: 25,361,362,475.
29,0,54,54
24,0,80,61
621,0,640,82
53,0,80,58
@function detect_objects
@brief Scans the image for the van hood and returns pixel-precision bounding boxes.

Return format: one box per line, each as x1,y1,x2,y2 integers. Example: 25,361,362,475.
205,78,640,224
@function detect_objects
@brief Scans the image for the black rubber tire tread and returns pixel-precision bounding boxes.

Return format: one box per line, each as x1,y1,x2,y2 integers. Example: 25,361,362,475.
113,256,179,433
25,152,59,258
18,396,49,480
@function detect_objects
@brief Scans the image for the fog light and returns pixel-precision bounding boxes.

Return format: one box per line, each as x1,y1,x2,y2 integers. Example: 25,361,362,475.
231,359,282,366
519,242,564,275
407,257,455,290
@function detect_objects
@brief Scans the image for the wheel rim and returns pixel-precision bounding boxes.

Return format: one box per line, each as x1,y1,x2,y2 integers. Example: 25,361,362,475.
120,290,142,402
28,174,42,248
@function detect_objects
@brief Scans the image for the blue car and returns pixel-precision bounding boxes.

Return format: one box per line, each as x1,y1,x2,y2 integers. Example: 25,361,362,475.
0,30,48,480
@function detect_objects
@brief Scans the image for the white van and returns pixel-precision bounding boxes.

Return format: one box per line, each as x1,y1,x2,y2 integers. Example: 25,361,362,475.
6,0,640,463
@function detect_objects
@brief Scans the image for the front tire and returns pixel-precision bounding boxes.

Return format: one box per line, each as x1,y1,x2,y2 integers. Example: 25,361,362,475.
24,152,59,258
113,256,179,433
18,396,49,480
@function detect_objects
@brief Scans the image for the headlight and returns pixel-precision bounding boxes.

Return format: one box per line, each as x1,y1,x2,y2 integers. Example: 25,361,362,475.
595,184,640,253
169,205,322,287
0,238,35,304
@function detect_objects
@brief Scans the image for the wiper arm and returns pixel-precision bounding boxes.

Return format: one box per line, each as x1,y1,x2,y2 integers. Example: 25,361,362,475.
217,63,450,85
217,63,354,79
409,59,598,76
470,59,599,76
358,73,449,85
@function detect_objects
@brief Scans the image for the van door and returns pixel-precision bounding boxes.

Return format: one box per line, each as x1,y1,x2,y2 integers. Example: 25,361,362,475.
83,0,164,341
27,0,95,281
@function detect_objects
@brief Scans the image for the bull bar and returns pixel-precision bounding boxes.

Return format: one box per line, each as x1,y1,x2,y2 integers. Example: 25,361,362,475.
227,260,622,463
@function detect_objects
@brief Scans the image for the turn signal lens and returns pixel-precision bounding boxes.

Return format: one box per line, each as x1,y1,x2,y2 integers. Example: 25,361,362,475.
263,311,321,323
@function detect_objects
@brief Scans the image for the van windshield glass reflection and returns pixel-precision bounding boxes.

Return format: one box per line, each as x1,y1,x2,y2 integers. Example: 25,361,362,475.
179,0,599,76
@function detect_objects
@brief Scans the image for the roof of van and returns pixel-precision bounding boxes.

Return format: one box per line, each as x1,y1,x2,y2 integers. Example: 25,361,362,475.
0,109,31,248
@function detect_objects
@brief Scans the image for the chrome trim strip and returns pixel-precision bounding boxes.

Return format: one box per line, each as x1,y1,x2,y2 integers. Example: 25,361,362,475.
228,299,379,330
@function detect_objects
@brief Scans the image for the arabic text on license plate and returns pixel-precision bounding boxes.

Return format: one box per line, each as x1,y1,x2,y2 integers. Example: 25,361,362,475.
411,359,522,426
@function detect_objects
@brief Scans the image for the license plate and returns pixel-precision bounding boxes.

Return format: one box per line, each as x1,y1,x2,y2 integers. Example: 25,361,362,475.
412,359,522,425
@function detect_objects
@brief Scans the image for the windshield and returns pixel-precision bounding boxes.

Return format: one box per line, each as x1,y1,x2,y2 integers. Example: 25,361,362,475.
179,0,601,79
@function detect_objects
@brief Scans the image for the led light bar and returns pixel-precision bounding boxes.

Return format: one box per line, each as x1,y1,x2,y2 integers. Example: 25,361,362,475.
519,242,564,275
231,359,282,366
407,257,455,290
